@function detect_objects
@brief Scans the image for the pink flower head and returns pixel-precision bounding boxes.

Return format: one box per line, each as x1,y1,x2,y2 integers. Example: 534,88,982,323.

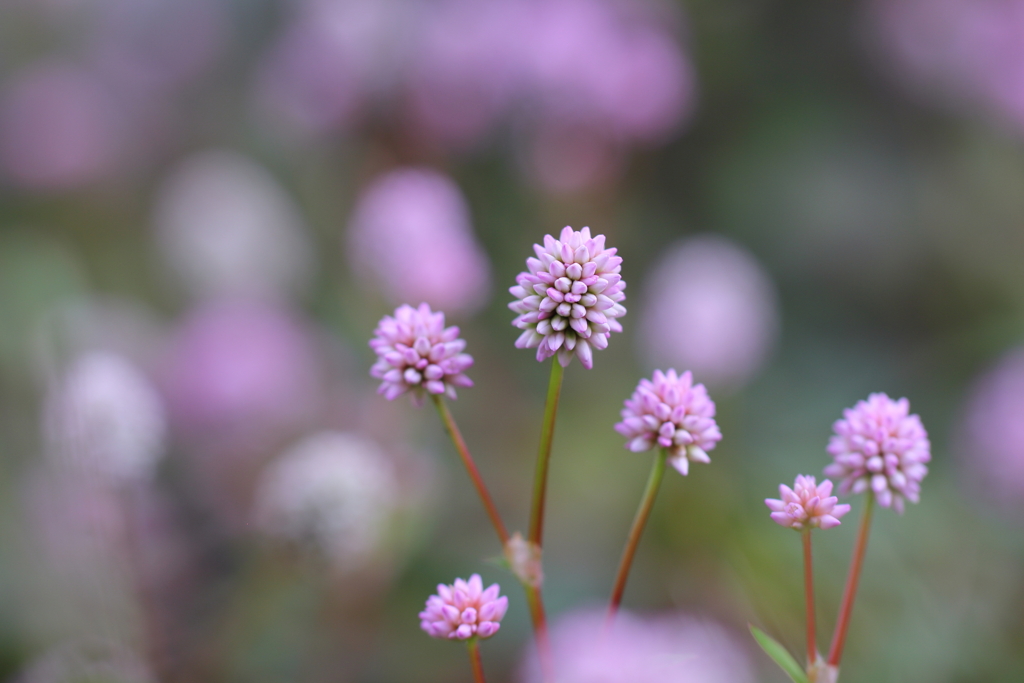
419,574,508,641
824,393,931,513
509,226,625,369
369,303,473,405
765,475,851,531
614,369,721,476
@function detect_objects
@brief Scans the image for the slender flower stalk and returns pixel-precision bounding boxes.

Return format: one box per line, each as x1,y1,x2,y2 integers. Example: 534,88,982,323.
802,530,817,666
524,585,553,682
528,359,565,546
467,639,486,683
608,448,668,618
827,492,875,667
432,394,509,544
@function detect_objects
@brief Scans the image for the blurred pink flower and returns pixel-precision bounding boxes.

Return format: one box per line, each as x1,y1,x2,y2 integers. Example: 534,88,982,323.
255,0,408,137
869,0,1024,134
519,607,755,683
509,226,626,369
161,299,321,439
614,369,721,475
0,61,121,190
637,236,779,392
253,431,399,572
347,167,492,314
517,0,695,191
824,393,931,513
43,351,166,483
152,150,312,301
523,0,694,142
766,475,851,530
419,574,508,640
369,303,473,405
404,0,528,149
957,348,1024,510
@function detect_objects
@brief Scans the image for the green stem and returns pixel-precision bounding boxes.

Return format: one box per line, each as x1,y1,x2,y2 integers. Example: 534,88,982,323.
432,395,509,545
826,492,875,667
803,529,817,666
528,359,564,547
467,638,486,683
607,448,668,618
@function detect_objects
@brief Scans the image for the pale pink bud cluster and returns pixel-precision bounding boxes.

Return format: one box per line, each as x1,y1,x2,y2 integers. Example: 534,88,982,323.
614,369,721,476
765,475,851,531
509,226,625,369
419,574,508,641
369,303,473,406
824,393,931,513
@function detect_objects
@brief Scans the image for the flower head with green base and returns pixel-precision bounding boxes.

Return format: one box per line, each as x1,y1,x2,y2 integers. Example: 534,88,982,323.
509,226,625,369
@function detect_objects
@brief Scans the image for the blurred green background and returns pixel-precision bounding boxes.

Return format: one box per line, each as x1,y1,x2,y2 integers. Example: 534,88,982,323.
2,0,1024,681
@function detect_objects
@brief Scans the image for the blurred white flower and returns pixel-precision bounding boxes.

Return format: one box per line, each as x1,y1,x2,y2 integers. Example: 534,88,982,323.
153,150,312,301
43,351,166,482
253,431,399,572
347,167,492,314
637,235,779,392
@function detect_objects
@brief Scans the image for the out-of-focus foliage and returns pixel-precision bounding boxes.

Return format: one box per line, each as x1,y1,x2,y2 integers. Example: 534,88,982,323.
2,0,1024,681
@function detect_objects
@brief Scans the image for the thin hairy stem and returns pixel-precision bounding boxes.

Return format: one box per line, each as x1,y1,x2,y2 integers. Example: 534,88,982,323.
827,492,875,667
432,395,509,545
608,448,669,619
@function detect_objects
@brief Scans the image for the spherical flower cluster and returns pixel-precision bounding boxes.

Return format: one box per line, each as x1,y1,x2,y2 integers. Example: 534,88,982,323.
519,607,756,683
824,393,931,513
370,303,473,405
509,226,625,369
614,369,721,476
765,475,851,531
419,574,508,641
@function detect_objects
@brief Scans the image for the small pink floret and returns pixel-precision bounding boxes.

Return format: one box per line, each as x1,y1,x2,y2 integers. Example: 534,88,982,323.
369,303,473,406
765,475,851,531
508,226,626,369
419,573,508,641
614,369,721,476
824,392,931,513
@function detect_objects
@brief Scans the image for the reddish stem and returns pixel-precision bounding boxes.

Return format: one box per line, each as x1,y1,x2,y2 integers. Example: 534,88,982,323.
803,529,817,666
524,584,554,682
607,449,668,619
467,638,486,683
432,395,509,545
827,493,875,667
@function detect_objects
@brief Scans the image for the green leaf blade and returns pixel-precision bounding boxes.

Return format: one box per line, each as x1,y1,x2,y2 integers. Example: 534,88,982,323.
748,625,810,683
